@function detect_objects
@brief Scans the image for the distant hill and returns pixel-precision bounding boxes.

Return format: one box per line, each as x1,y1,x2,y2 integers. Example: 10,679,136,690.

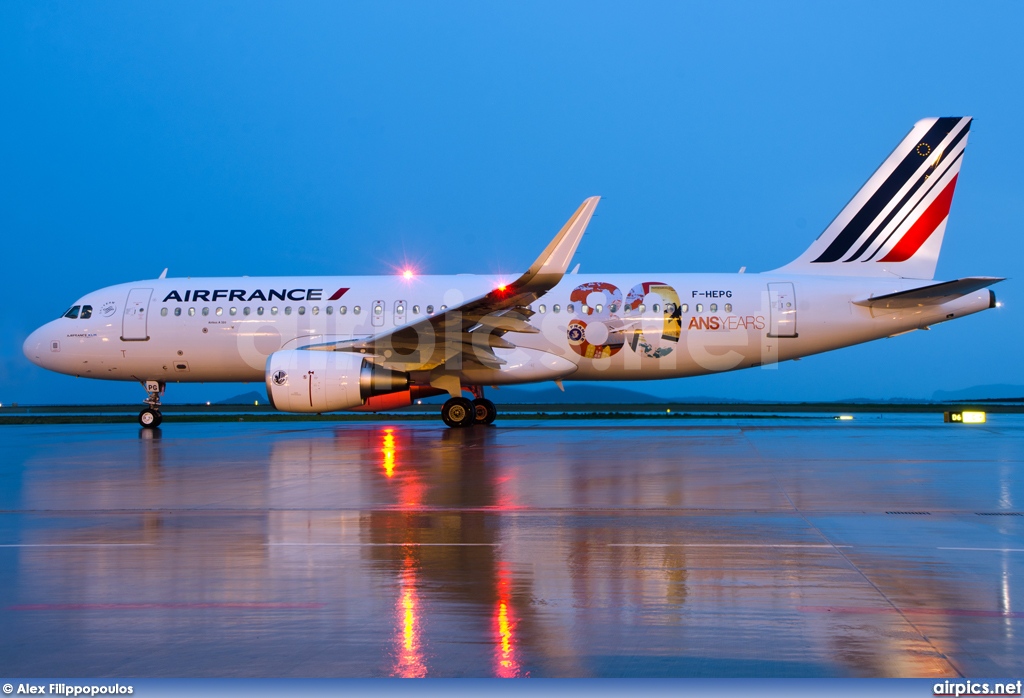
486,385,669,404
447,385,747,404
932,384,1024,401
217,390,267,405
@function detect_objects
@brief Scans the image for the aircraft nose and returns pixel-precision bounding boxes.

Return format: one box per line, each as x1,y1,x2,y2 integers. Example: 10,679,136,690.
23,324,52,368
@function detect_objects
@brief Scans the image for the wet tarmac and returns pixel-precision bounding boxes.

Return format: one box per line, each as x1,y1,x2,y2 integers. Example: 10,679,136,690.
0,416,1022,678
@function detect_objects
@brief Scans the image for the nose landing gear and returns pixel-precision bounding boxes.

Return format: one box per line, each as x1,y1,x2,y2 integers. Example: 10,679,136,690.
139,380,165,428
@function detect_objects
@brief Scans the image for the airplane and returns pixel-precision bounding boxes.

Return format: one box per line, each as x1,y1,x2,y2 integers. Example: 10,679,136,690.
23,116,1003,428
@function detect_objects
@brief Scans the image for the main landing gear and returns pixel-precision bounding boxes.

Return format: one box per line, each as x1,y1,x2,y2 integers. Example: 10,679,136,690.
440,387,497,428
139,380,164,428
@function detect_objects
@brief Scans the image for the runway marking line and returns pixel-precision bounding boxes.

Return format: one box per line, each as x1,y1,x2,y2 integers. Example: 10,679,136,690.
264,542,500,547
938,547,1024,552
800,605,1024,618
607,543,852,548
8,602,325,611
0,543,153,547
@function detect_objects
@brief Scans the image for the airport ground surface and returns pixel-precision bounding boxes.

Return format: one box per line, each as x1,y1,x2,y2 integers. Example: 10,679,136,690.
1,416,1022,678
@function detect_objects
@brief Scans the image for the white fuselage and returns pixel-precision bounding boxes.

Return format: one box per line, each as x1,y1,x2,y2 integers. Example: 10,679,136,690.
24,272,994,389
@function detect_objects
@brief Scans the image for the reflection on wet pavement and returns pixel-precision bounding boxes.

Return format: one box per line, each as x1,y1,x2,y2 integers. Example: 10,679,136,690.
0,417,1021,677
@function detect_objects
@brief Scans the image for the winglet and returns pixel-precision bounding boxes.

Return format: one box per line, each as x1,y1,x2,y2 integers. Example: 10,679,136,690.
519,197,599,289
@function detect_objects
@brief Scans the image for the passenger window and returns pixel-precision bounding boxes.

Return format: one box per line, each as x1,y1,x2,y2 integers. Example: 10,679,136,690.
257,307,264,316
653,304,660,313
580,304,589,313
567,304,574,313
639,304,646,313
174,307,182,317
63,306,81,319
681,304,689,313
553,304,560,313
284,307,292,315
311,306,319,315
426,305,434,314
538,304,546,314
215,307,223,316
412,305,420,314
160,308,168,317
396,303,405,314
188,307,196,316
710,303,718,312
696,304,703,313
724,303,732,312
81,305,93,319
339,306,347,315
298,306,306,316
271,307,278,315
202,307,210,316
440,305,448,311
242,307,250,316
595,304,603,313
374,303,383,315
325,306,333,315
229,307,237,316
353,306,361,315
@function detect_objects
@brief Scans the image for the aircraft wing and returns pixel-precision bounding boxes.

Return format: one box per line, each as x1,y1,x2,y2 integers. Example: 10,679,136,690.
308,197,599,371
852,276,1004,310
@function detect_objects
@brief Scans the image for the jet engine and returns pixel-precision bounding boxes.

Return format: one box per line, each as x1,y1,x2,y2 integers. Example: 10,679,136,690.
265,350,409,413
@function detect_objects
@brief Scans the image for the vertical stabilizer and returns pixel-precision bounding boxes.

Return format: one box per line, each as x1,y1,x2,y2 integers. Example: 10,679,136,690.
773,117,971,279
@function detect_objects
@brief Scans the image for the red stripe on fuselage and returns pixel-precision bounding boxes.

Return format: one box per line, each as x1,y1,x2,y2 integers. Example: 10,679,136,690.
328,287,350,301
879,174,958,263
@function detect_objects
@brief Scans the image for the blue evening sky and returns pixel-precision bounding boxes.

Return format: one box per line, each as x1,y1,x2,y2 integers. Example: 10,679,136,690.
2,1,1021,404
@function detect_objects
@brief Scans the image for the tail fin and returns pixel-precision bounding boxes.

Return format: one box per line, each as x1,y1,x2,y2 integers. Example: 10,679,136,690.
774,117,971,279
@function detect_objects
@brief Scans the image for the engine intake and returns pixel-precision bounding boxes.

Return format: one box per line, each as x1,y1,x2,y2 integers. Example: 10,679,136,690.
265,350,409,413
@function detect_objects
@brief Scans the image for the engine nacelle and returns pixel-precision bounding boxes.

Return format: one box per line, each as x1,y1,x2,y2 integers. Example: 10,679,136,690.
265,350,409,413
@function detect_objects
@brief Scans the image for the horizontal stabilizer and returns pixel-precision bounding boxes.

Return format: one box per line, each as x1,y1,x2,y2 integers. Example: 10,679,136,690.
852,277,1003,309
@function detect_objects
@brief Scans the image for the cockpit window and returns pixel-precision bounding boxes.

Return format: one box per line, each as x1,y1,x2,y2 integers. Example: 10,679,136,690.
80,305,93,319
63,306,81,319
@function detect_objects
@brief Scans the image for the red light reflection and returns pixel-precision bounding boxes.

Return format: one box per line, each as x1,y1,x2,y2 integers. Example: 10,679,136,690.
392,555,427,678
381,428,396,478
493,566,524,677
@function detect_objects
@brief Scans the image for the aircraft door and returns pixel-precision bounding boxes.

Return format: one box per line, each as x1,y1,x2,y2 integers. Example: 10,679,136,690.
393,300,406,326
121,288,153,341
767,282,798,338
372,300,385,327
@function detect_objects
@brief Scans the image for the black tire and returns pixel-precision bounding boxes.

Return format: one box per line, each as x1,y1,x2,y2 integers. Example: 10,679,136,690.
472,398,497,426
139,408,161,428
441,397,475,428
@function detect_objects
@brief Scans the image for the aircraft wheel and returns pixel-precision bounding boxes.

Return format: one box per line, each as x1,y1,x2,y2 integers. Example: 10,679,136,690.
472,398,497,426
441,397,475,428
139,408,162,428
